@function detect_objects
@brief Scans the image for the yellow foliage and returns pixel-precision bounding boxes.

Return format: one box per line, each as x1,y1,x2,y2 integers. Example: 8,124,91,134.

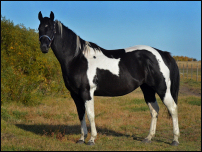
173,56,197,61
1,15,69,105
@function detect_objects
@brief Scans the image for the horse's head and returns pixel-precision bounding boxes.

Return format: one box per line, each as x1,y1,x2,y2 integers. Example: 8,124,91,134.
38,11,55,53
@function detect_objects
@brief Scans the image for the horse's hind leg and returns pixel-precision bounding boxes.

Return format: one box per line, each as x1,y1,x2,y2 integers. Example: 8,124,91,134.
84,90,97,145
140,84,159,143
161,91,180,146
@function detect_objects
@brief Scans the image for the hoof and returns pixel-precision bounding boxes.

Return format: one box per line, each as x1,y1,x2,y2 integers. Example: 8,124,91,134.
76,140,85,144
170,141,179,146
86,141,95,146
142,138,151,144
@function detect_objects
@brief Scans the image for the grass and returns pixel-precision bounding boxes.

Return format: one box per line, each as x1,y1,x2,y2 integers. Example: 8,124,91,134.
1,81,201,151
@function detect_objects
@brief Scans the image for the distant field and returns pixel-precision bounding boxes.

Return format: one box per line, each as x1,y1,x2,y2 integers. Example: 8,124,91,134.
177,61,201,81
1,79,201,151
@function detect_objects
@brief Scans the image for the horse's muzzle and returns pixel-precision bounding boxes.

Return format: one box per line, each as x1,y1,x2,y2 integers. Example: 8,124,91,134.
40,44,49,53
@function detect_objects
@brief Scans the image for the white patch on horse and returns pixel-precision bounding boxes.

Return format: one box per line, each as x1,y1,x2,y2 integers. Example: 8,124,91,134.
146,101,159,140
163,89,180,142
84,44,120,88
80,114,88,141
85,87,97,143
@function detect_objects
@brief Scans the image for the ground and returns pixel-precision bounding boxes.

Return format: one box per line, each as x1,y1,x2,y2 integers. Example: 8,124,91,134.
179,84,201,97
1,79,201,151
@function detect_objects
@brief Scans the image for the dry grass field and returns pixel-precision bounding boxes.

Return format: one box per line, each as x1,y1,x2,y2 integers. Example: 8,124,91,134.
177,61,201,81
1,79,201,151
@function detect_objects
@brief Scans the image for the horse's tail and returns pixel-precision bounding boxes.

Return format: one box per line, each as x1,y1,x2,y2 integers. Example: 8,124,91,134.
171,62,180,105
164,52,180,105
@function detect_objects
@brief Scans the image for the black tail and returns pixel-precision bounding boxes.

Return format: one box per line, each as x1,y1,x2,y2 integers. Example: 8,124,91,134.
164,52,180,105
162,52,180,118
170,59,180,105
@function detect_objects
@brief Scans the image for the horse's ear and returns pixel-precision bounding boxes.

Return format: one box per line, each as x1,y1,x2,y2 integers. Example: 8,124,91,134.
38,11,43,21
50,11,54,21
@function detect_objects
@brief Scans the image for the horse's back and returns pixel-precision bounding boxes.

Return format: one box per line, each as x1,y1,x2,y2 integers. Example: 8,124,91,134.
85,45,178,98
93,46,162,96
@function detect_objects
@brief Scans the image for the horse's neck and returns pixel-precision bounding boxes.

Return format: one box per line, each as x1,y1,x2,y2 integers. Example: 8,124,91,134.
51,32,76,64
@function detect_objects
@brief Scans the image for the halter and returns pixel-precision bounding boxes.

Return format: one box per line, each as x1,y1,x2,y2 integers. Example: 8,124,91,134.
39,21,56,47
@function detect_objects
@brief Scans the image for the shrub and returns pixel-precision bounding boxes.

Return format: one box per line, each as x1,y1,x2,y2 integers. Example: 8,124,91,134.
1,16,69,105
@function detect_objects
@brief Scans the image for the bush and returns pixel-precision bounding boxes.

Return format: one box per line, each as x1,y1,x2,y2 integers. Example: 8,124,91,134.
1,16,69,105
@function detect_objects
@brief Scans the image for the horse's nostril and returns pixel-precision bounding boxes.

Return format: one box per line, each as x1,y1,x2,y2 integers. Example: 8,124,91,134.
40,44,49,53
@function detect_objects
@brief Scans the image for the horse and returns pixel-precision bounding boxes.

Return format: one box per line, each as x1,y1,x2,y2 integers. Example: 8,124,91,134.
38,11,180,146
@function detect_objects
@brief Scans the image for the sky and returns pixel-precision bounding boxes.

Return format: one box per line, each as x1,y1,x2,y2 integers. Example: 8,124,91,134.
1,1,201,60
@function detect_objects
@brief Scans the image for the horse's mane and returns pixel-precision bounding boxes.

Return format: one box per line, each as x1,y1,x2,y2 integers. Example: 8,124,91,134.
55,20,63,37
55,20,102,57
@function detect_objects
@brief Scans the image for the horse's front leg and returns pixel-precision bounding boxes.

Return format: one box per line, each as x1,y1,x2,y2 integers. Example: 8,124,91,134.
71,92,88,144
84,89,97,145
77,114,88,144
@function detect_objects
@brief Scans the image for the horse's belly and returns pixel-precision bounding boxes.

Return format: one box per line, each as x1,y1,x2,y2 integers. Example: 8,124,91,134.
94,86,136,97
93,69,139,97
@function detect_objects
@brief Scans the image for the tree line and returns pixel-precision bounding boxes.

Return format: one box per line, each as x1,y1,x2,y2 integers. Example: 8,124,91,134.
173,56,198,61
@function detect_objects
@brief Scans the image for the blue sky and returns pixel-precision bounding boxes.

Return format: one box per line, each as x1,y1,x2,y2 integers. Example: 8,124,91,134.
1,1,201,60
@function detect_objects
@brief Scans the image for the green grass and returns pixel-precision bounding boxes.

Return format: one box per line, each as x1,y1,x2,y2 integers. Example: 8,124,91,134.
124,106,149,112
186,97,201,106
181,78,201,88
1,81,201,151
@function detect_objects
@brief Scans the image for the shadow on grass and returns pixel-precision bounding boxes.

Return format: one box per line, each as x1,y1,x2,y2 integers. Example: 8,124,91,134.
15,124,171,145
15,124,127,137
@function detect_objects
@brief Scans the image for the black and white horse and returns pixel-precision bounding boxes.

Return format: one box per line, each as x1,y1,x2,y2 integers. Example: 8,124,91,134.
38,11,180,146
